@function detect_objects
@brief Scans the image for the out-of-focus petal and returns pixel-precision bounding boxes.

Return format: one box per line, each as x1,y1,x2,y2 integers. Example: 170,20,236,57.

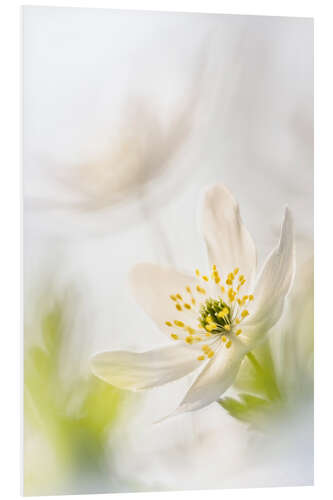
90,343,201,391
129,263,198,335
202,184,257,290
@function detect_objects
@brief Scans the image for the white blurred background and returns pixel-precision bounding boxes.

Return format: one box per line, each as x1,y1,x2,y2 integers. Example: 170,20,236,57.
23,7,313,495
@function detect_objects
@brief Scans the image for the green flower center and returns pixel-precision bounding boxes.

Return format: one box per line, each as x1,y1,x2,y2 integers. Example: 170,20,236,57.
198,298,231,333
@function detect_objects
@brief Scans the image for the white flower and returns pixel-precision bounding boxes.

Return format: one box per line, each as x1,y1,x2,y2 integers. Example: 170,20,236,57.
90,184,295,418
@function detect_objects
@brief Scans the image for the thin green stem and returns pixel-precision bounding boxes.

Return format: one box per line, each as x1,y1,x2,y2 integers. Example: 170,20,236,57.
246,351,263,372
246,351,281,401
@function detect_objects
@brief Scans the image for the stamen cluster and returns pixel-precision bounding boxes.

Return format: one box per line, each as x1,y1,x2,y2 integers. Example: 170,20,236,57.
164,264,254,362
198,298,231,333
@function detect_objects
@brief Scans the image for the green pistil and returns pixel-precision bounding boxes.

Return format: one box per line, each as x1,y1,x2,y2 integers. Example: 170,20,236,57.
198,298,231,332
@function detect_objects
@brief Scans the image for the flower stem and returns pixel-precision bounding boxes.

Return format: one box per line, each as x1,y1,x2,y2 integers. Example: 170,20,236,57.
246,351,281,402
246,352,263,372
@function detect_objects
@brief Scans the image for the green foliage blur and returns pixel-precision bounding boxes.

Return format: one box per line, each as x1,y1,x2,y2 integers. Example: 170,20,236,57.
24,302,131,495
219,259,314,430
219,343,283,428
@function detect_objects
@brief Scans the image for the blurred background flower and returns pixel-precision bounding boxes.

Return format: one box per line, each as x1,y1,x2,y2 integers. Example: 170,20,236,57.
23,7,313,495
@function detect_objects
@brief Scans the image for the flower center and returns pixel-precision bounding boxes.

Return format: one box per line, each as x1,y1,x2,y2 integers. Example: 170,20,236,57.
198,298,231,333
165,264,254,362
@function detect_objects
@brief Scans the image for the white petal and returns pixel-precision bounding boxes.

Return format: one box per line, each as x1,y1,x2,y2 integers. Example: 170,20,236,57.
242,207,295,345
202,184,257,289
90,343,201,391
166,339,247,417
129,263,198,336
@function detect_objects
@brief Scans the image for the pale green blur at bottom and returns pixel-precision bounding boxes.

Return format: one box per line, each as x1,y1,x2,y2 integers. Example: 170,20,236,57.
24,301,137,496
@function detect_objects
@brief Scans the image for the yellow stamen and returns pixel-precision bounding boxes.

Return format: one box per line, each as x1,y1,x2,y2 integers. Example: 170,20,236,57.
170,295,177,301
186,286,191,293
207,351,215,358
224,324,231,331
197,355,205,361
171,334,179,340
206,322,217,332
185,336,193,344
228,288,236,302
195,269,200,277
241,310,249,318
221,335,227,342
176,294,182,301
202,275,209,282
186,326,195,335
176,304,182,311
236,329,242,336
184,303,191,310
234,267,239,274
165,321,172,327
249,294,254,301
226,340,232,349
212,265,221,284
174,320,184,327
